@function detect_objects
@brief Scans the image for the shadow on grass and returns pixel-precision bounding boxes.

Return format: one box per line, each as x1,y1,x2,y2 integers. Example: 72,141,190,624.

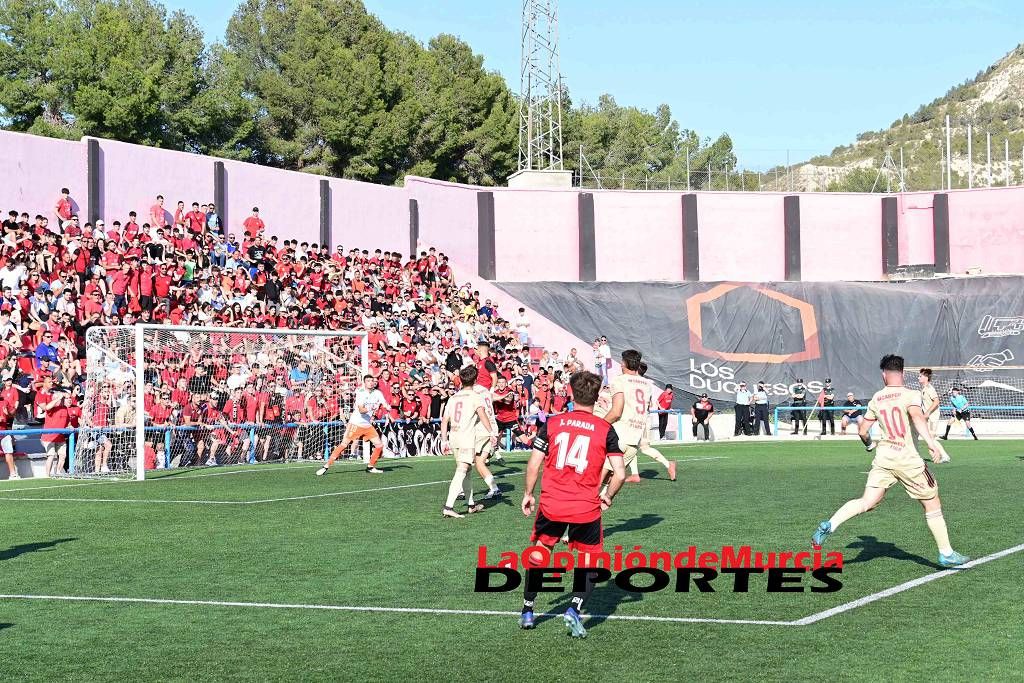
1,538,77,561
604,513,664,537
535,581,645,632
0,624,11,631
844,535,942,570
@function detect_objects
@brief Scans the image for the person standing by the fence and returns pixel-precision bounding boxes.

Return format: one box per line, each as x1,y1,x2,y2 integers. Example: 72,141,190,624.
817,379,836,436
752,382,771,435
734,382,753,436
657,384,674,439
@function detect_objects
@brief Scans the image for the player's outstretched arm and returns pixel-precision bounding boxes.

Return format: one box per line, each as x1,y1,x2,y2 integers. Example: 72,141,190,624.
909,405,948,463
439,415,450,452
603,454,626,508
858,415,876,450
521,448,545,517
605,392,624,424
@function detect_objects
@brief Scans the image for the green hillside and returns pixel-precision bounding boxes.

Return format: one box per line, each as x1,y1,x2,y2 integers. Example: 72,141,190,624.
778,44,1024,192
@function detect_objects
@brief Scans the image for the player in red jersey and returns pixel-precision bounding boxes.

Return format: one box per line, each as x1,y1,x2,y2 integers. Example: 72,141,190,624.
519,371,626,638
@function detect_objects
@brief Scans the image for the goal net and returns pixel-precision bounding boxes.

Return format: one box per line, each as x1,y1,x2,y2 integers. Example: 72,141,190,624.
904,364,1024,437
74,325,367,479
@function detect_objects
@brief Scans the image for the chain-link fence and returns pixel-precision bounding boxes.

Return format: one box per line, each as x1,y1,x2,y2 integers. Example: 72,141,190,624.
574,129,1024,193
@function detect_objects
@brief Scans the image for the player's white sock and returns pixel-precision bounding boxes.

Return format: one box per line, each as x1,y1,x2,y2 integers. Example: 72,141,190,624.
463,472,475,506
445,470,467,509
828,499,866,531
642,446,670,468
925,509,953,555
484,474,496,492
628,459,639,477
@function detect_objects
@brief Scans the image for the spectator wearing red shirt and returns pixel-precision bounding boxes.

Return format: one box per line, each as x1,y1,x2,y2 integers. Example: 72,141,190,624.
657,384,674,439
186,202,206,235
54,188,73,225
0,394,18,477
172,200,186,229
109,262,132,312
150,195,167,228
243,207,264,236
41,392,74,477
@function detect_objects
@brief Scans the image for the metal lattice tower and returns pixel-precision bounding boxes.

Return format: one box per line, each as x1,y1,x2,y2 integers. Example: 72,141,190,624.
518,0,563,171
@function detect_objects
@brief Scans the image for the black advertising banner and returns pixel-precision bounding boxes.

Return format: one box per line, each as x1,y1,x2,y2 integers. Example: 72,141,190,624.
496,276,1024,406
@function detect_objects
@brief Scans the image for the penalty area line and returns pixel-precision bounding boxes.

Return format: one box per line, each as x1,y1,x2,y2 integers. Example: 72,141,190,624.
792,542,1024,626
0,472,526,505
0,593,791,626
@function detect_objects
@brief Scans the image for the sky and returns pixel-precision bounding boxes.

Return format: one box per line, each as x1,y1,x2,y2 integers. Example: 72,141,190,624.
169,0,1024,170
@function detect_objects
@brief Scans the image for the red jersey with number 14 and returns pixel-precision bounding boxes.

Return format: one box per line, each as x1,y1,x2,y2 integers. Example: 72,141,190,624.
534,410,622,524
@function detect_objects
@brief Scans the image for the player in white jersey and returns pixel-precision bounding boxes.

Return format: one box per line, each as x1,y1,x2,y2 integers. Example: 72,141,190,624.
472,382,504,496
600,349,648,491
316,375,388,475
918,367,942,442
440,365,496,518
811,355,969,568
637,362,676,481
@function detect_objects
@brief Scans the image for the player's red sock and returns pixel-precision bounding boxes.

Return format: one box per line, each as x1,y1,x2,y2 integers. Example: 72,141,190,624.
369,446,383,467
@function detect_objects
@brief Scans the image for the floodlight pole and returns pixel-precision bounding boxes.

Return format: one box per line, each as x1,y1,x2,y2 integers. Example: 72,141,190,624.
967,124,973,188
945,115,952,190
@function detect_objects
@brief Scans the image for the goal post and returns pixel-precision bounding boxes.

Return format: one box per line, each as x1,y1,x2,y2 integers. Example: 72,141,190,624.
75,325,368,480
904,365,1024,437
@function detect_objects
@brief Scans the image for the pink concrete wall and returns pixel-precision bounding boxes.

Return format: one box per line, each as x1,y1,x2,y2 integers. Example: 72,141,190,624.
97,138,215,228
697,193,786,281
593,191,684,281
493,190,579,281
219,158,318,244
330,178,408,254
898,193,935,266
799,193,882,280
405,177,478,266
948,187,1024,274
1,131,87,224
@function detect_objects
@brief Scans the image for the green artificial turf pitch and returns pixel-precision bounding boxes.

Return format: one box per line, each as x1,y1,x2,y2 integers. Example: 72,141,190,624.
1,440,1022,681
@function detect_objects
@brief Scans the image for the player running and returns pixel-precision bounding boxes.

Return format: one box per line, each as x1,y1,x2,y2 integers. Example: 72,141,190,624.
519,371,626,637
636,362,676,480
439,365,495,518
811,355,969,568
316,375,387,475
599,350,648,492
941,387,978,441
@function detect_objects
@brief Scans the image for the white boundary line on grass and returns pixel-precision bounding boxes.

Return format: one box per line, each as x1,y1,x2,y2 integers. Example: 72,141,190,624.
791,541,1024,625
0,456,728,504
0,593,790,626
1,539,1018,627
0,473,524,505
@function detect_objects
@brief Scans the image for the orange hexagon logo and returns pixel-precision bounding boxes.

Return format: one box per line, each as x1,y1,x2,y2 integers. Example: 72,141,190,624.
686,284,820,364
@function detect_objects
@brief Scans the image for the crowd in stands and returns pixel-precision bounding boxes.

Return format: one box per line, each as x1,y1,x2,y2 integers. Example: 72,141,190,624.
0,189,594,473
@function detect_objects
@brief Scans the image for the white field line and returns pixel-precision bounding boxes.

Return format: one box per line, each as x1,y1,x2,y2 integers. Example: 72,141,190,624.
0,472,524,505
2,543,1020,628
0,456,728,505
791,542,1024,626
0,593,790,626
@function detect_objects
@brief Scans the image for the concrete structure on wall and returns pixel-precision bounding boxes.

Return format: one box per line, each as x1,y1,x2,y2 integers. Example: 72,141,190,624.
507,169,573,189
3,130,1024,283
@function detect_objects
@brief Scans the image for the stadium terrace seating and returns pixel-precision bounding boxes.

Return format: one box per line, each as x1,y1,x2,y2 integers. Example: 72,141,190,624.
0,195,582,471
